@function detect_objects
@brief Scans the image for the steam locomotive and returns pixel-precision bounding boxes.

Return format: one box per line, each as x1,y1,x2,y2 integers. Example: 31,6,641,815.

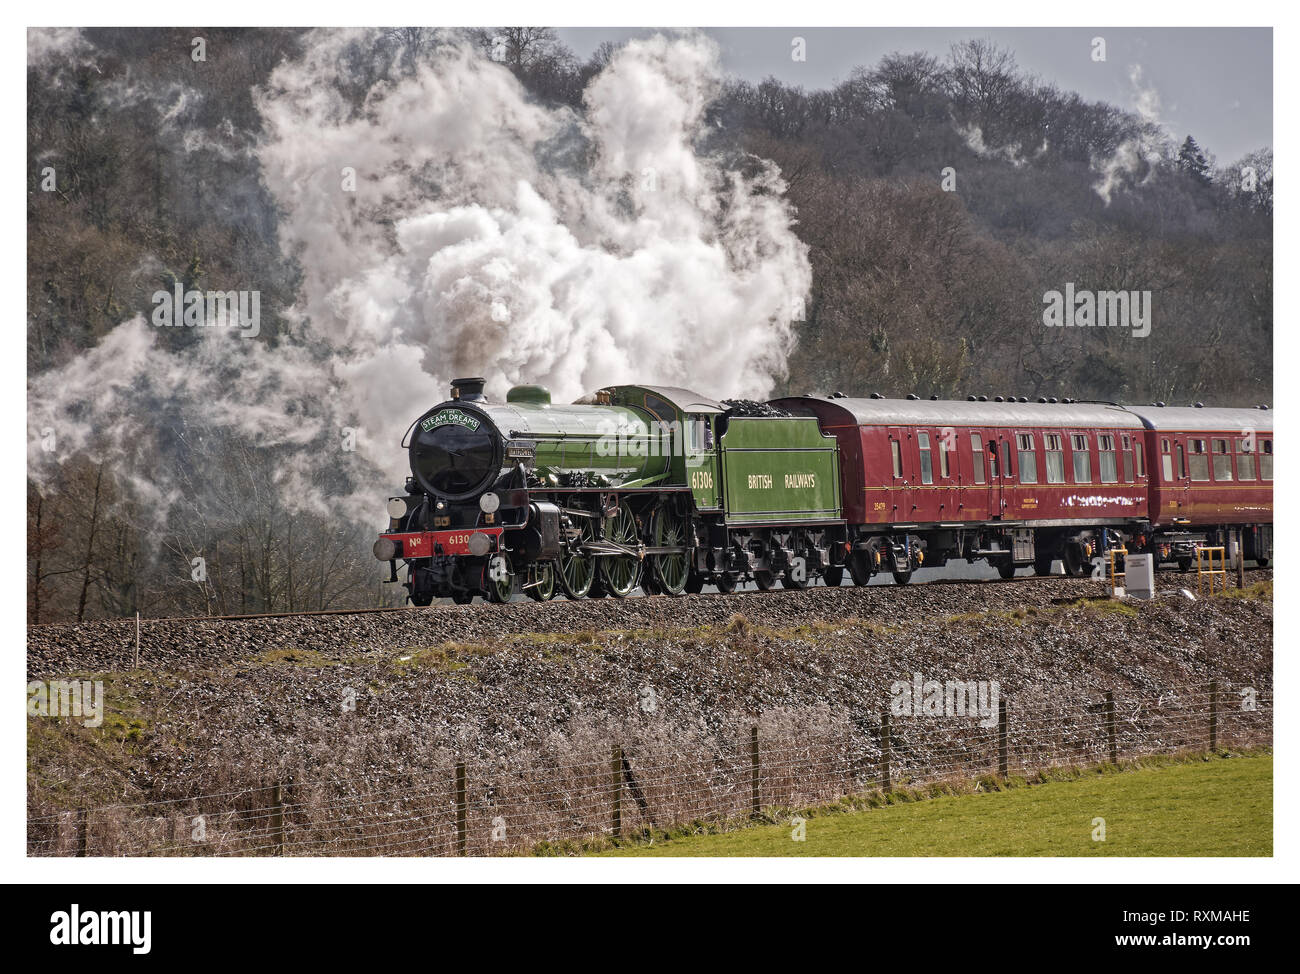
374,377,1273,604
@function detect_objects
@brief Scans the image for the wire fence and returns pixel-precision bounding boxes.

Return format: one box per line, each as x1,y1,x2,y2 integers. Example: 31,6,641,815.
27,681,1271,857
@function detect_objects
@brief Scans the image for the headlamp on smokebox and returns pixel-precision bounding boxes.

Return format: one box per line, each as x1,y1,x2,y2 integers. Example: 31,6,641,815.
479,492,501,514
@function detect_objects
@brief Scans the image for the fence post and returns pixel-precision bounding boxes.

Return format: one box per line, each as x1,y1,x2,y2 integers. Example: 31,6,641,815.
749,726,760,818
455,762,467,856
1236,531,1246,589
271,783,285,856
611,746,623,839
76,807,87,857
1209,680,1219,752
998,698,1008,778
1105,691,1117,765
880,712,891,793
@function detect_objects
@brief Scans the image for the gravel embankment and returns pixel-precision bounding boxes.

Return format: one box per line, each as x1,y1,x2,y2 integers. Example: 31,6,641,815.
27,572,1272,819
26,571,1270,677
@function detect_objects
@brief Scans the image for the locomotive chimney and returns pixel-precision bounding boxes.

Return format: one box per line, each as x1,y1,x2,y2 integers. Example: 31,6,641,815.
450,377,487,402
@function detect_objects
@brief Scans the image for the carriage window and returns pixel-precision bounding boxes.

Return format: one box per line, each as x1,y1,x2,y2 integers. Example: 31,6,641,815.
971,434,985,484
1211,439,1232,481
1098,435,1117,483
1178,443,1188,479
1017,433,1037,484
1135,441,1146,478
1002,440,1013,478
939,433,951,478
1072,434,1091,484
988,440,999,478
1044,434,1065,484
1261,440,1273,480
1236,438,1256,481
1161,439,1173,479
1188,439,1209,481
891,439,903,478
1121,435,1134,482
917,432,933,485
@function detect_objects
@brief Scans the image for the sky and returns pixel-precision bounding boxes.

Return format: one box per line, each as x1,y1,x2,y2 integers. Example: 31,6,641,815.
556,27,1272,163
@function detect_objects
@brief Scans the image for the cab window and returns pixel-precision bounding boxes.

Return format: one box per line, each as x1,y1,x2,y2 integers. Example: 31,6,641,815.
688,415,712,452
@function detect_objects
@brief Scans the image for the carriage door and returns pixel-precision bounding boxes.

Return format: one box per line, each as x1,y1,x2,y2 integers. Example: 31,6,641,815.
963,429,991,521
1170,435,1191,518
887,426,911,521
993,430,1012,519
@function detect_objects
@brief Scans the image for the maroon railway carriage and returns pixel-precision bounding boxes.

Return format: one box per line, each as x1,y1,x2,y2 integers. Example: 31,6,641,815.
771,396,1153,582
1127,405,1273,568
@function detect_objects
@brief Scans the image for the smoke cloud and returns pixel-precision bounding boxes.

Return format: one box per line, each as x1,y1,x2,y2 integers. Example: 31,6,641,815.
28,28,812,527
1091,65,1169,205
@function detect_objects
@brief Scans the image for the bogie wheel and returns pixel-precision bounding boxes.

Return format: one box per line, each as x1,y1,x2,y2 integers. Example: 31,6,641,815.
754,569,776,591
1257,557,1270,568
823,566,844,587
485,552,517,603
1177,557,1193,573
558,514,597,599
525,561,557,602
781,564,809,589
451,591,474,605
1033,553,1055,576
714,573,737,594
599,502,641,598
891,570,913,585
649,504,690,597
685,572,705,594
848,551,873,586
996,560,1017,580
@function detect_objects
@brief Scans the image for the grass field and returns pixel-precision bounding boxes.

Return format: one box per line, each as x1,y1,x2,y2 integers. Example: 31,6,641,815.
600,755,1272,857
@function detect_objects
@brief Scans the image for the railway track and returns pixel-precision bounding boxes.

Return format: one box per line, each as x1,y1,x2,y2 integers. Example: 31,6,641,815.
25,563,1266,629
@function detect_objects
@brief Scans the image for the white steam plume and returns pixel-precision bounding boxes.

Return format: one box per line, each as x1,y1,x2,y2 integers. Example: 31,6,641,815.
28,29,812,528
1091,65,1169,205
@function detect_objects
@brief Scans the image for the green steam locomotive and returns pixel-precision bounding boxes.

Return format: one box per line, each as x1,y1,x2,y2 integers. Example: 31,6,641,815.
374,377,845,603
